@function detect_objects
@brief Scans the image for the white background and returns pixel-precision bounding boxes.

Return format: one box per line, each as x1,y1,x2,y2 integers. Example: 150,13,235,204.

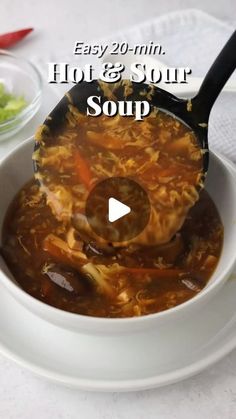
0,1,236,418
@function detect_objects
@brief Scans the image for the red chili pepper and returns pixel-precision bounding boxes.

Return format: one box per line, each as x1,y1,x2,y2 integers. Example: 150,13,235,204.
0,28,33,49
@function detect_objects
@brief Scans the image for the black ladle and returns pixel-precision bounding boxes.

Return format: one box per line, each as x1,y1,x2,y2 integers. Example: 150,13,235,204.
34,30,236,181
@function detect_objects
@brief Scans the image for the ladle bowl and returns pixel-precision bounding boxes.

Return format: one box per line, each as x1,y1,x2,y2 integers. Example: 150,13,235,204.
34,29,236,184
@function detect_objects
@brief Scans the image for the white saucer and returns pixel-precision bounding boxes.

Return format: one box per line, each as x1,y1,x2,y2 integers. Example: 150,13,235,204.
0,156,235,392
0,271,235,392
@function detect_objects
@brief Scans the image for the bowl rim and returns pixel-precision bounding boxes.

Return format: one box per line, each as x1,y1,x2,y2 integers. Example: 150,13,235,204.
0,136,236,327
0,50,42,129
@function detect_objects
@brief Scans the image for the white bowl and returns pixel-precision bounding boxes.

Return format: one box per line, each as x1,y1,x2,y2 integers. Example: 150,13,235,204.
0,137,236,335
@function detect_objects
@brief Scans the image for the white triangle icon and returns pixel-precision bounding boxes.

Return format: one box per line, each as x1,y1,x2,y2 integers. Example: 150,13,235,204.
108,197,131,223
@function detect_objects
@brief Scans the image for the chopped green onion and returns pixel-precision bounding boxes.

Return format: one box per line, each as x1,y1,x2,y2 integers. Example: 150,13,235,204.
0,83,27,123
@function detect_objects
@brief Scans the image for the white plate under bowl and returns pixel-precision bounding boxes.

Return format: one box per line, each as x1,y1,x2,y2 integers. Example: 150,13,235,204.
0,154,235,391
0,266,235,392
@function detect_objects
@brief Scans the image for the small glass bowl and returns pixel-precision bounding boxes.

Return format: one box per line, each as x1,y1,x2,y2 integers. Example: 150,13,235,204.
0,50,42,141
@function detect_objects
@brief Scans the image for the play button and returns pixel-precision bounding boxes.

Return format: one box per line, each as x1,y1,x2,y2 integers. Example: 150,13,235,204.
108,198,131,222
85,177,150,243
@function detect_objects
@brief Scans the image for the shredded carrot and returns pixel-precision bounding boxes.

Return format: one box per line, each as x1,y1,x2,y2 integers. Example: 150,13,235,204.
74,150,92,189
43,234,86,269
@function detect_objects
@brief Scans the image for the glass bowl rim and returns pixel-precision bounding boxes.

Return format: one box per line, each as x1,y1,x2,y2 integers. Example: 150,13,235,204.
0,49,43,129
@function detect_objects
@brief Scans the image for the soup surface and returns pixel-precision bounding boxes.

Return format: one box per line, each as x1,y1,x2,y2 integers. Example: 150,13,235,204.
33,85,204,246
1,181,223,317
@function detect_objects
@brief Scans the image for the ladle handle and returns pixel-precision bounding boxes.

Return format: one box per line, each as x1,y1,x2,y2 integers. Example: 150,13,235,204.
192,30,236,121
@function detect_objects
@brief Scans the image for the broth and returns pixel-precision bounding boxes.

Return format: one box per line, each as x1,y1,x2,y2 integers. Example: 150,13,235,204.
0,84,223,318
1,181,223,318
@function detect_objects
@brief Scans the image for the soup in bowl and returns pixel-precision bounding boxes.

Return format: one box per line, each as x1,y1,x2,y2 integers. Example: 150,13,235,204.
0,136,236,334
0,81,235,334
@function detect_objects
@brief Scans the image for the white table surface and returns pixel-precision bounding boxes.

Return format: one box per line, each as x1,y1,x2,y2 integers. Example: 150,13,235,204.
0,1,236,418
